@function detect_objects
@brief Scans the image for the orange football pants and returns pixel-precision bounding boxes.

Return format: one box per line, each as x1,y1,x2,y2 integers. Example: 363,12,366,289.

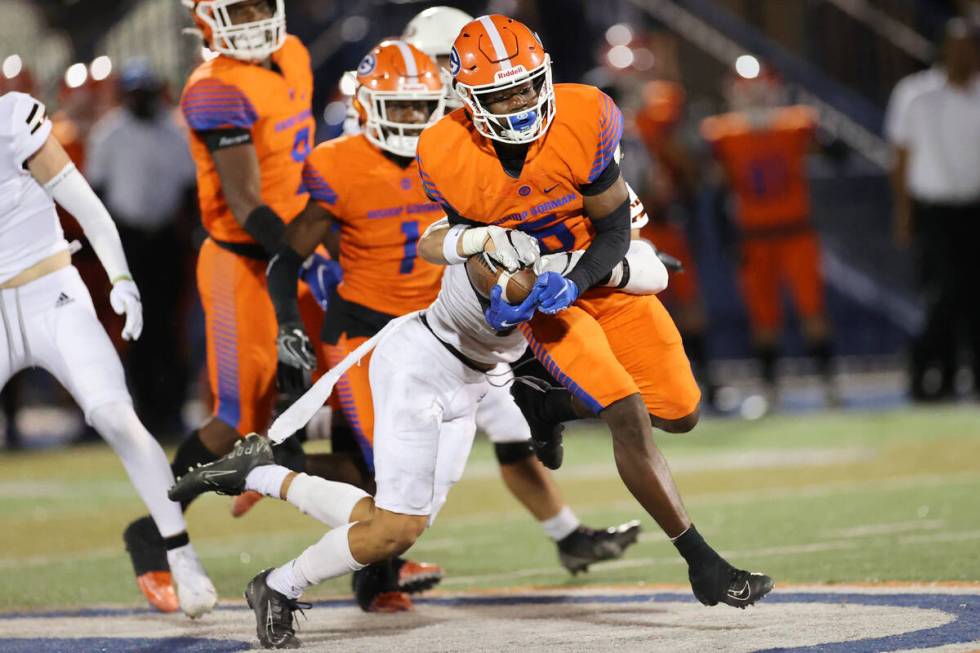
197,238,324,435
521,290,700,419
739,230,825,332
325,335,376,469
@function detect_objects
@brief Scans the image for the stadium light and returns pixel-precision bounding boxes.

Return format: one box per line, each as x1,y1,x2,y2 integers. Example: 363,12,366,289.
338,71,356,96
735,54,761,79
323,100,347,127
607,45,635,70
605,23,633,47
65,62,88,89
90,56,112,81
2,54,22,79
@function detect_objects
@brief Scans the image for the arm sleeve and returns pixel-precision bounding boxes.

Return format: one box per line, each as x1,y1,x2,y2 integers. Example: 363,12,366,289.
266,245,304,324
564,198,631,292
180,78,258,133
2,92,53,168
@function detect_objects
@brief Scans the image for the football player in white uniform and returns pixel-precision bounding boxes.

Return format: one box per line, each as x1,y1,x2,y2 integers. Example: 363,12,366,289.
0,91,217,618
168,216,669,646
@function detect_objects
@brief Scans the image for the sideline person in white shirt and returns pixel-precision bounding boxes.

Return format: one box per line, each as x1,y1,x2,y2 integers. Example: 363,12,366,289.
890,18,980,400
0,91,216,617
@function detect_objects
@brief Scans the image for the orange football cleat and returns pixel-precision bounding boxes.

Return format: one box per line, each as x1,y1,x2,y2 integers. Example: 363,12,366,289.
396,558,444,594
136,571,179,613
366,591,413,613
231,490,264,518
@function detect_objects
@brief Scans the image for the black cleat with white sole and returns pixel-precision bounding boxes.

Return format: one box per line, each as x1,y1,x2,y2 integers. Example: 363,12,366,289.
689,558,774,608
558,520,642,574
168,434,273,504
245,568,309,649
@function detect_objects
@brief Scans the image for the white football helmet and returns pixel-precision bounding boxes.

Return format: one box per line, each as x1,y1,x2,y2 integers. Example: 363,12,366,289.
181,0,286,62
402,6,474,109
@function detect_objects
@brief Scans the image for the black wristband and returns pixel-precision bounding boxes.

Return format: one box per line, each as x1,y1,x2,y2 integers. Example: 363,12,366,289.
566,197,631,292
244,205,286,254
267,245,304,324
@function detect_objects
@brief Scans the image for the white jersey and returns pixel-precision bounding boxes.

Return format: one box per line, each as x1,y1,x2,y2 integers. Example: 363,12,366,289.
425,263,527,366
0,92,69,284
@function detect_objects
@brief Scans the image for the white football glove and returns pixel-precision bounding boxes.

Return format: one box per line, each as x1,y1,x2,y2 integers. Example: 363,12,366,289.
109,278,143,341
484,226,540,272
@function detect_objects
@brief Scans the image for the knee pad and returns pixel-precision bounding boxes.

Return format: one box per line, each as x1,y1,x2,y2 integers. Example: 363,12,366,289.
494,441,534,465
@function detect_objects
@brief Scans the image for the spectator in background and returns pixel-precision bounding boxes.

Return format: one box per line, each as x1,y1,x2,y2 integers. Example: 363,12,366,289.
891,19,980,401
701,64,835,410
86,60,197,435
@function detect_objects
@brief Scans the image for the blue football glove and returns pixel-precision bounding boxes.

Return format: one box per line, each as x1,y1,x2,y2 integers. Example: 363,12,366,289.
535,271,579,314
484,283,543,331
300,253,343,311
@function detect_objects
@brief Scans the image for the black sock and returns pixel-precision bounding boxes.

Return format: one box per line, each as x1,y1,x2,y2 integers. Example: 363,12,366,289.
163,531,190,551
170,430,219,510
673,525,722,568
755,344,779,386
806,338,833,379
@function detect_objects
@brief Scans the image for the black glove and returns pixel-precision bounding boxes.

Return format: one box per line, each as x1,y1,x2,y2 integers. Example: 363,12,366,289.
275,321,315,401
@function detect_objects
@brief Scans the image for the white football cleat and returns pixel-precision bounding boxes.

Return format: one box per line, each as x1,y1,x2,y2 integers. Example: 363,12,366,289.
167,544,218,618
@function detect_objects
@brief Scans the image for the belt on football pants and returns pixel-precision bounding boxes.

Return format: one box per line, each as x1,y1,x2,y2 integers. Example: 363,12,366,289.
419,312,494,373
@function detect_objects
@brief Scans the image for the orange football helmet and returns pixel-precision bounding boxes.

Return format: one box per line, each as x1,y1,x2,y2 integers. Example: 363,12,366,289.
449,14,555,144
181,0,285,62
352,40,446,158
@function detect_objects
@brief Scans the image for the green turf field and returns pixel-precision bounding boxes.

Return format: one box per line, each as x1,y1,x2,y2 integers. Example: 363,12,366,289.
1,404,978,611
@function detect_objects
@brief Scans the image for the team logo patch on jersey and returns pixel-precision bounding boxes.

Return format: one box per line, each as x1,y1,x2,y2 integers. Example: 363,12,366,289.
449,47,461,77
518,185,532,197
357,53,377,76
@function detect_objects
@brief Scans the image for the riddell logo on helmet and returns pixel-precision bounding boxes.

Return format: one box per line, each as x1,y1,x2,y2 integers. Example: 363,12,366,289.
494,65,528,81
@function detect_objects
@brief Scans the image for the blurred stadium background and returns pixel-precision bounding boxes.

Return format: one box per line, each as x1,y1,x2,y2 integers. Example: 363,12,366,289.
1,0,979,630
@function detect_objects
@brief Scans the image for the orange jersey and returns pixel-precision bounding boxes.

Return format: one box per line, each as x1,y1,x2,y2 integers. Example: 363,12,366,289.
416,84,624,254
701,106,815,229
181,36,314,243
303,134,445,316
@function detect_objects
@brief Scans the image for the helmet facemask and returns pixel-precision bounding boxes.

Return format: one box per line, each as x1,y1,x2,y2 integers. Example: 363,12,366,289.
190,0,286,62
456,55,556,145
358,88,445,158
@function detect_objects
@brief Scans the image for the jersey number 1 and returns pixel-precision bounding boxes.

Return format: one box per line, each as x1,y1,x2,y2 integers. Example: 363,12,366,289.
400,220,419,274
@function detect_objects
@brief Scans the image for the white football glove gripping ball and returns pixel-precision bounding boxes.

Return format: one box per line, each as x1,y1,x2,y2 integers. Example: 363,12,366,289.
484,226,540,272
110,278,143,341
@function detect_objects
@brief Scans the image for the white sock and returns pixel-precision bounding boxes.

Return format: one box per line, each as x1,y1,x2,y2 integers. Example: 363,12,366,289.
244,464,291,497
268,523,365,598
284,473,370,528
541,506,580,542
89,401,186,538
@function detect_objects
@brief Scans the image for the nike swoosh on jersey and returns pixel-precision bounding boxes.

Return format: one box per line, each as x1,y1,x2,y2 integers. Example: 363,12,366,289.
543,184,560,193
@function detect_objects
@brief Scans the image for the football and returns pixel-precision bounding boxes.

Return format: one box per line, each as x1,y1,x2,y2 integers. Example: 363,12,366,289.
465,253,538,304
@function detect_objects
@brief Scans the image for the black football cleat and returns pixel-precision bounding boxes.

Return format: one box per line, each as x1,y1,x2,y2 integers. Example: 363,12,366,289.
557,520,642,574
244,569,310,649
168,434,274,503
689,558,774,608
509,381,565,470
351,559,413,613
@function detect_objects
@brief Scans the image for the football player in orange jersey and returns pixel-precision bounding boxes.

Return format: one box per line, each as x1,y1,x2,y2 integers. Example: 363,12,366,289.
634,80,719,407
415,15,772,609
701,64,834,407
120,0,323,613
268,39,641,612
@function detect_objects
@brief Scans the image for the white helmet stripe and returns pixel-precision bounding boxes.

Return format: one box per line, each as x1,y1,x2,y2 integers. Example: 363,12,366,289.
478,16,512,70
393,40,418,77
